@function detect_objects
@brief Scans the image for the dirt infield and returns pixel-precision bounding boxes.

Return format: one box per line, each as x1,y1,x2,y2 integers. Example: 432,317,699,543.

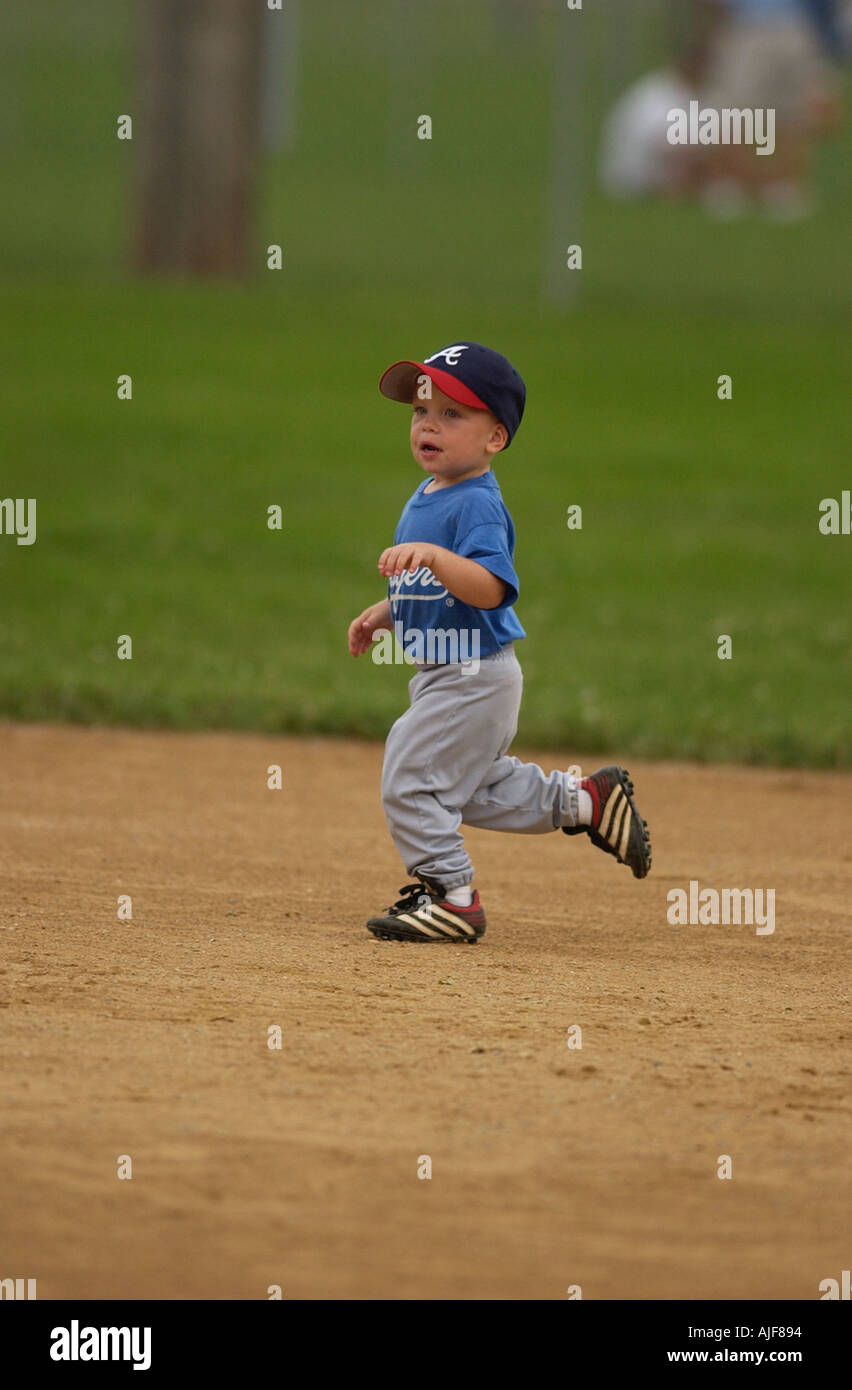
1,721,849,1301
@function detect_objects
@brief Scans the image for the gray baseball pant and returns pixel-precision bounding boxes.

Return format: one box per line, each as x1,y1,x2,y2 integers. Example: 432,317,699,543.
380,644,582,891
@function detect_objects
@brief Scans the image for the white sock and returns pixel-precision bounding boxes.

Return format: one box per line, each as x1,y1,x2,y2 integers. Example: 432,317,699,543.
577,789,594,825
445,885,473,907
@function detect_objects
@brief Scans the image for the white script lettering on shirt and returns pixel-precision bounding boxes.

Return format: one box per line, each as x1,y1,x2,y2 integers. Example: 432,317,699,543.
389,566,448,603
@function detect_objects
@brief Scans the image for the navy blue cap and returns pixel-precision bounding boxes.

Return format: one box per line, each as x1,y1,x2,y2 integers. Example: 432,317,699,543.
379,341,526,450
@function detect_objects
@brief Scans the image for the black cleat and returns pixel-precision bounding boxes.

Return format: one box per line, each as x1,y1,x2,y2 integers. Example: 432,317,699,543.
367,881,486,943
563,765,651,878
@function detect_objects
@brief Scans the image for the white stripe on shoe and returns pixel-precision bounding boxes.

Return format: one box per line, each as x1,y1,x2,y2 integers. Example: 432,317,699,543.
598,785,624,838
395,912,444,938
401,907,468,939
616,799,633,861
609,794,630,857
430,904,476,936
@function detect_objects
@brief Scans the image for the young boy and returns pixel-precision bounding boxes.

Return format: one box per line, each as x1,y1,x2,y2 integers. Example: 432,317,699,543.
347,341,651,943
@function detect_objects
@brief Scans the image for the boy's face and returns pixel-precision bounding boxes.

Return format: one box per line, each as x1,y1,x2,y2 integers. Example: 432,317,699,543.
409,383,507,485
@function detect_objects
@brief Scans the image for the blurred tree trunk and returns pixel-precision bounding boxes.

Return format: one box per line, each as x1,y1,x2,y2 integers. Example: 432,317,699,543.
132,0,264,275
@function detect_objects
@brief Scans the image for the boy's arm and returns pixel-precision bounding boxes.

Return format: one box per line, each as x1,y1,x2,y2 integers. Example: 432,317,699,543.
369,597,392,626
379,543,507,611
348,597,392,657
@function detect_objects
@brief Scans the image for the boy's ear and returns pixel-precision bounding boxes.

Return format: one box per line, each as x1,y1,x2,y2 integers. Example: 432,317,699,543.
491,421,509,453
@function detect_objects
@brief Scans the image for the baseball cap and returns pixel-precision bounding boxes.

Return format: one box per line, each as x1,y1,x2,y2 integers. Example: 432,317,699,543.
379,341,526,449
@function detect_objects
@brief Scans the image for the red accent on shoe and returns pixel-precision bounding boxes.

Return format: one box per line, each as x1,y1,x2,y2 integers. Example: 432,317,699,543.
580,777,603,828
438,891,481,915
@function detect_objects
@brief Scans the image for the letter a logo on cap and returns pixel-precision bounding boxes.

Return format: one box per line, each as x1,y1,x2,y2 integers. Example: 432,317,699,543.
379,339,526,449
424,345,470,367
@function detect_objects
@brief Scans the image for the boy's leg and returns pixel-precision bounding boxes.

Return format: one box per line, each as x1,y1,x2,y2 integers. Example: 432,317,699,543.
458,658,651,878
460,752,582,834
380,647,530,890
380,646,650,891
461,719,652,879
464,756,651,877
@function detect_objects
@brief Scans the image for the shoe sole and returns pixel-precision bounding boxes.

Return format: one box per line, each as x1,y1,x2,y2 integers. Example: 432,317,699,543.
367,927,482,944
366,920,484,944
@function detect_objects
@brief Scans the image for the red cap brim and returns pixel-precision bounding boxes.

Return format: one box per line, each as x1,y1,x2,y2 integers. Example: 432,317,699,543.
379,360,490,411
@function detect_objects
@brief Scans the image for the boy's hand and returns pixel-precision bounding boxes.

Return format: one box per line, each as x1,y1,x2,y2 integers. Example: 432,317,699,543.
348,600,391,657
378,542,437,577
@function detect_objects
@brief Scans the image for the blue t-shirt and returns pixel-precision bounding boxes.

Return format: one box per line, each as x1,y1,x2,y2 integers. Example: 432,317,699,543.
389,471,525,660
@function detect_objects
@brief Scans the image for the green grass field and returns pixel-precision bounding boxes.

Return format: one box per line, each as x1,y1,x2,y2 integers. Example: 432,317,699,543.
1,1,850,764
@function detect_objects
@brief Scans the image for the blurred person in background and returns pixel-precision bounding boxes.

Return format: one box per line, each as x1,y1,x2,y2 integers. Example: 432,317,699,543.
599,41,713,200
800,0,851,62
702,0,846,219
598,1,729,201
